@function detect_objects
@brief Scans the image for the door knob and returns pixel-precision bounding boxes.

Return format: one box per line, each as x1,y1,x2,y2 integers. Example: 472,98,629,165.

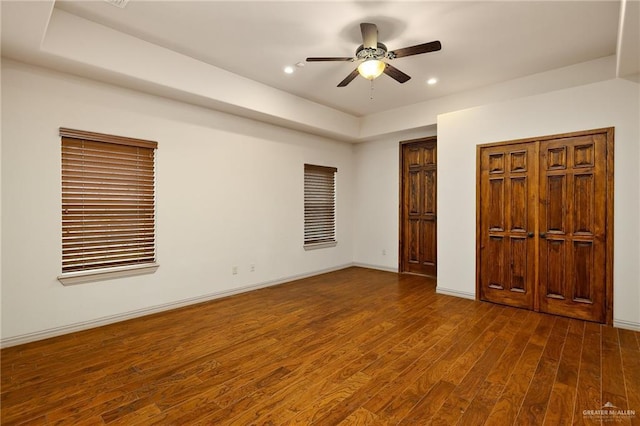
540,232,546,239
527,232,534,238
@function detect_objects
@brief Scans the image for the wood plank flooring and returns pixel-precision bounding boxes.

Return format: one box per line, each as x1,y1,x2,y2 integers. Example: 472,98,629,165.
1,267,639,425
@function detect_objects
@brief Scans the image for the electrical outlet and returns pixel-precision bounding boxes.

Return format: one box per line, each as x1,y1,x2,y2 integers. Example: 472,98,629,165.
382,249,387,256
250,264,255,272
232,266,238,275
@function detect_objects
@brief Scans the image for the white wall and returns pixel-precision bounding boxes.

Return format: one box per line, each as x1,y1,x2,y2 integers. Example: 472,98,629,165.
359,56,615,139
2,58,639,345
1,60,354,344
437,78,640,329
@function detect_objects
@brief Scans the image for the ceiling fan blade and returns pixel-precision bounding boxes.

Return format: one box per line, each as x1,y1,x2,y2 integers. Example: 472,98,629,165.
390,40,442,58
384,63,411,83
337,68,360,87
360,23,378,49
306,57,354,62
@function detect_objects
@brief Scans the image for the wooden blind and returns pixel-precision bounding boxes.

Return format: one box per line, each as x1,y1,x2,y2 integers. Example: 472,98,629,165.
60,128,157,273
304,164,337,246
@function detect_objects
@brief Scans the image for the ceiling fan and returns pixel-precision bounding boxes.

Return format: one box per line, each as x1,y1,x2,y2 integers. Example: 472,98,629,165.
306,23,441,87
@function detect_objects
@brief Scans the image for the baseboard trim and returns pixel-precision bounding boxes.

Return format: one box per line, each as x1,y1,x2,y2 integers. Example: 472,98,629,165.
9,266,634,347
613,319,640,331
0,263,354,348
434,291,640,329
436,287,476,300
351,262,398,273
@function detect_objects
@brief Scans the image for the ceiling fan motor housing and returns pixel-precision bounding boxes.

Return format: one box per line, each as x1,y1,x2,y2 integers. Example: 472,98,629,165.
356,43,388,61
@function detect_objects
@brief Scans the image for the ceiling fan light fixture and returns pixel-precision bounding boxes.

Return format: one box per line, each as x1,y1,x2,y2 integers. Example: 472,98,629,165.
357,59,385,80
306,22,441,87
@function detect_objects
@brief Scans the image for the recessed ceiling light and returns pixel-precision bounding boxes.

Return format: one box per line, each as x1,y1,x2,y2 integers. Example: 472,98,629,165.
103,0,129,8
427,78,438,85
284,66,295,74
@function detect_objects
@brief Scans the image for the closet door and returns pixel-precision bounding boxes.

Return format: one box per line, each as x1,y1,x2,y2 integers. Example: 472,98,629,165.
478,142,536,309
477,128,613,324
538,134,608,323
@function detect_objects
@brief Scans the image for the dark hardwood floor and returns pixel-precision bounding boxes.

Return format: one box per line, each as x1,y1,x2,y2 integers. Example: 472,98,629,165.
1,267,639,425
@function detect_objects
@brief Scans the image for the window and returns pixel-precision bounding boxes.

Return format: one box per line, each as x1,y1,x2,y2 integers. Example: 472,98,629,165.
59,128,158,283
304,164,337,249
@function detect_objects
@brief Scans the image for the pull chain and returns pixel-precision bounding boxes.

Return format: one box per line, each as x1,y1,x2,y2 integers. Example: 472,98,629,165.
370,79,375,100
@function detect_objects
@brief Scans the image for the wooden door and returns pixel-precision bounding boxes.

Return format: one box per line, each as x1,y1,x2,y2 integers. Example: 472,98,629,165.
478,142,536,309
400,139,437,276
538,134,608,322
477,128,613,324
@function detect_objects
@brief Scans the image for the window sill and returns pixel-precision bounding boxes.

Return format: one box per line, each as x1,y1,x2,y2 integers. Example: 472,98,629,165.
58,263,159,286
304,241,337,251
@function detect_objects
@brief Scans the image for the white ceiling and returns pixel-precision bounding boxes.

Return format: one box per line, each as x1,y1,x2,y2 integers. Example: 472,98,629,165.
33,1,622,116
1,0,637,139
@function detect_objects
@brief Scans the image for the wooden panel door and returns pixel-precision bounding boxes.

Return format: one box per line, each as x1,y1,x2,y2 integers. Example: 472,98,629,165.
401,139,437,276
538,134,608,322
477,128,613,324
478,142,536,309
